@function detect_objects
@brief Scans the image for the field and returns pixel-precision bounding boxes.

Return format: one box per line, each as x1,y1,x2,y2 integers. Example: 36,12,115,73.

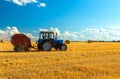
0,42,120,79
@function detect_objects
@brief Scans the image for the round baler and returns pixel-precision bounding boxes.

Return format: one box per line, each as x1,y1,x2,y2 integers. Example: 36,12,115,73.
11,34,32,52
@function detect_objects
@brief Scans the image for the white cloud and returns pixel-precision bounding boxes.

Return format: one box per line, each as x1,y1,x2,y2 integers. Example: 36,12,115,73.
39,27,60,36
0,30,7,35
1,26,120,41
33,30,38,33
109,26,120,30
37,3,46,8
39,28,49,31
39,28,78,41
61,31,78,41
0,26,36,41
6,26,20,35
5,0,38,6
11,0,23,6
50,27,60,35
5,0,46,8
24,33,36,39
79,27,120,41
0,26,20,40
38,26,120,41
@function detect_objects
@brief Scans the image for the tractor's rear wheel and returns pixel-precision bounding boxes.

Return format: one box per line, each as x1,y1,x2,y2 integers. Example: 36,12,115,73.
42,41,52,51
60,44,67,51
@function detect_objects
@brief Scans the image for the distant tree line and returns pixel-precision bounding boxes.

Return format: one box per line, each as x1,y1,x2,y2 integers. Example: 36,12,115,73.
70,40,120,43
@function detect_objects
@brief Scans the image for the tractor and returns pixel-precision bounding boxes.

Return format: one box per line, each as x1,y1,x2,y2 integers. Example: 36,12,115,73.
37,31,67,51
11,31,68,52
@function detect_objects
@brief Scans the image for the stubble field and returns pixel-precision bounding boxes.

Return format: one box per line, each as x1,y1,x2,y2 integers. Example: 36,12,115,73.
0,41,120,79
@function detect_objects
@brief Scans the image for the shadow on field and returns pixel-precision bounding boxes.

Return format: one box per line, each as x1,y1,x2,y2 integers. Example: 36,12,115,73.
0,50,60,53
0,50,15,53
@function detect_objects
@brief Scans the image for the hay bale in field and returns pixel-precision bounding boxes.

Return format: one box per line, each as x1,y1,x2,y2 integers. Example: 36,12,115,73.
88,40,93,43
0,40,4,43
65,40,70,44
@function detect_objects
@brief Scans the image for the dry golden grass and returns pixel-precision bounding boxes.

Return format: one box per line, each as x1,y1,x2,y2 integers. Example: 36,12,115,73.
0,42,120,79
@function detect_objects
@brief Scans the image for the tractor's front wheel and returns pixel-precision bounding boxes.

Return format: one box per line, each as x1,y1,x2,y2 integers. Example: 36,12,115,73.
60,44,67,51
42,41,52,51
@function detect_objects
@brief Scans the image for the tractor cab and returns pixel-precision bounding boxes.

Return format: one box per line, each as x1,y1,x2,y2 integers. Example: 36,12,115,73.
39,31,57,40
37,31,67,51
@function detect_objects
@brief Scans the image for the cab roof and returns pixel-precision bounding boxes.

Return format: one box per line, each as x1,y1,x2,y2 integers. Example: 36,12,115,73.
40,31,54,34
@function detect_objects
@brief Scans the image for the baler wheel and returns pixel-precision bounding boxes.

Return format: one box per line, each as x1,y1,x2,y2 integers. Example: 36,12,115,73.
42,41,52,51
14,46,23,52
60,44,67,51
24,47,31,51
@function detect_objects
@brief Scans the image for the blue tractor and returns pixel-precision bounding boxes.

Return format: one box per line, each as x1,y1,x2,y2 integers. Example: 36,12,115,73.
37,31,67,51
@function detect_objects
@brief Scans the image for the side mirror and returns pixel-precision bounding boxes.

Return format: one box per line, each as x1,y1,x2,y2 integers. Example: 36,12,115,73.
55,33,57,39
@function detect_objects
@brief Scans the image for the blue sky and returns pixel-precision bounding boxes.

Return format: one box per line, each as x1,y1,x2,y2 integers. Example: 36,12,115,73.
1,0,120,41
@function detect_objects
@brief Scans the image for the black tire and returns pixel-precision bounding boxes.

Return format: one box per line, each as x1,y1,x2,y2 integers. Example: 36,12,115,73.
14,47,17,52
50,39,55,46
24,47,31,51
60,44,67,51
14,46,23,52
37,43,42,50
42,41,52,51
